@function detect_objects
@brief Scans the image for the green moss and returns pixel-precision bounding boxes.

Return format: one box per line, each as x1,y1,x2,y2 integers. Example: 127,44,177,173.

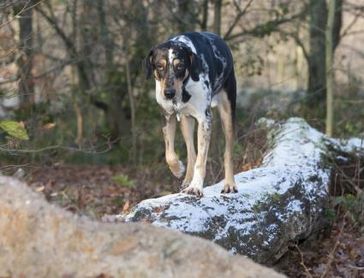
112,174,135,188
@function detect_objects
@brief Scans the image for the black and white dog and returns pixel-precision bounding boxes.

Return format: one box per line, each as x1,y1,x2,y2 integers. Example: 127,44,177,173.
146,32,237,196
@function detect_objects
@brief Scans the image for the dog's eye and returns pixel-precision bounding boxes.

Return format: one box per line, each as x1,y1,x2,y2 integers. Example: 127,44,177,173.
175,64,185,71
156,64,164,71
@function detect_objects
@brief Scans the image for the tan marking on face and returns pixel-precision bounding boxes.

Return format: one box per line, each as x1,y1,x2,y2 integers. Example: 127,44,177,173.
173,59,181,66
155,53,190,99
154,59,167,80
155,59,166,74
159,78,167,98
184,69,189,79
173,78,183,94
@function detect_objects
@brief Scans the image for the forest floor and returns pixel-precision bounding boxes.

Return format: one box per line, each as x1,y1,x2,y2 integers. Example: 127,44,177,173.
17,161,363,278
24,164,179,218
276,220,364,277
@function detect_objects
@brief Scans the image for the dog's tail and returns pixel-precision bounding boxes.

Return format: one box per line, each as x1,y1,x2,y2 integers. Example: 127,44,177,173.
223,69,237,129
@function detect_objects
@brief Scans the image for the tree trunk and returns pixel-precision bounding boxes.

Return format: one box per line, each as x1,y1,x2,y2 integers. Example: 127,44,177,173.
14,1,34,108
97,0,113,67
307,0,327,109
306,0,343,114
97,0,128,141
126,60,136,163
326,0,336,136
213,0,222,35
201,0,209,30
79,0,96,92
175,0,196,32
332,0,343,51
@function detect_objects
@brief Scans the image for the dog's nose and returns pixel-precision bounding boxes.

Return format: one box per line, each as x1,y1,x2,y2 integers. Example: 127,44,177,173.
164,88,176,99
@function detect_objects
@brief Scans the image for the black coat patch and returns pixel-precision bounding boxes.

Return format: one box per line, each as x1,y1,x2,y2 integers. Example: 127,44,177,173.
204,80,209,89
170,32,233,95
182,87,191,103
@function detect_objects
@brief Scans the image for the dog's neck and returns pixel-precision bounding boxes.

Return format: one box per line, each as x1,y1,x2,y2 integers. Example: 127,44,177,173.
172,99,184,121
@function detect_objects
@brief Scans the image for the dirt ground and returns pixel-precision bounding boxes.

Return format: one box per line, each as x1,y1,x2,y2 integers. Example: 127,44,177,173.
276,220,364,277
25,164,179,218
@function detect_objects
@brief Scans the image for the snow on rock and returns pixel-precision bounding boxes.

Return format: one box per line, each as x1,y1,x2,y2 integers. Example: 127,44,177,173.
123,118,332,264
337,137,364,153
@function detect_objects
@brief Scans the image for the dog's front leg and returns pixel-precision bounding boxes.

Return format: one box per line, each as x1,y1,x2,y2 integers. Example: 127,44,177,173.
163,115,185,178
180,115,196,189
182,111,211,197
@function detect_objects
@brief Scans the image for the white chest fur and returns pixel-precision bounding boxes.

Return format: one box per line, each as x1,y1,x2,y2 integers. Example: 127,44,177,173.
155,74,211,121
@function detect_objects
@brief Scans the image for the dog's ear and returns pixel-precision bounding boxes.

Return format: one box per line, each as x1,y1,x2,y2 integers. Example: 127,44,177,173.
180,45,201,82
188,51,202,82
145,48,154,79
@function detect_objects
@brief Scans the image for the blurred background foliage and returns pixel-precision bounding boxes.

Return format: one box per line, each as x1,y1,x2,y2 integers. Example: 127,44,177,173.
0,0,363,180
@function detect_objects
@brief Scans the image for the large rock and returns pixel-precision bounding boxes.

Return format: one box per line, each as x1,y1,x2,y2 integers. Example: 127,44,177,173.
0,176,284,277
123,118,332,264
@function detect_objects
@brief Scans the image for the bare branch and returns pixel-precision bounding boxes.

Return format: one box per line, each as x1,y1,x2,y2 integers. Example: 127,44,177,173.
341,10,362,39
0,0,43,28
279,30,310,63
35,3,77,58
223,0,254,40
225,10,306,41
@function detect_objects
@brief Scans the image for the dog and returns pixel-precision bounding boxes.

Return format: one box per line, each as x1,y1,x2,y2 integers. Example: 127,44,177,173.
146,31,237,197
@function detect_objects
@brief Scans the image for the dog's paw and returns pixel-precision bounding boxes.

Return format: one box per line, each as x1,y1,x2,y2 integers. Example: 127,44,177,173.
169,160,185,178
181,186,203,197
221,183,238,194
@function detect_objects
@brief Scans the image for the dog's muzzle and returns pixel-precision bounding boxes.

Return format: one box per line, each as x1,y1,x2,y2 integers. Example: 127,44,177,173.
164,88,176,99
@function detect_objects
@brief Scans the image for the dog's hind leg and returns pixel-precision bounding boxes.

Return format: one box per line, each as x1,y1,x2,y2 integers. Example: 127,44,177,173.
180,115,196,189
163,115,185,178
218,89,238,194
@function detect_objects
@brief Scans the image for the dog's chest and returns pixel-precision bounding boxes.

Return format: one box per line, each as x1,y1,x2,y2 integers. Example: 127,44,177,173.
156,77,211,119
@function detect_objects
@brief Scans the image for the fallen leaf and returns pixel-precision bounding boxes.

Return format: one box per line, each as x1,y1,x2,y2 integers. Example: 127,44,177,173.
36,186,45,192
122,200,130,212
42,122,56,130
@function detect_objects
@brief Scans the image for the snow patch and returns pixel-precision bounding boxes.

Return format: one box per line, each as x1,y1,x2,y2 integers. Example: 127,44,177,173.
339,137,364,153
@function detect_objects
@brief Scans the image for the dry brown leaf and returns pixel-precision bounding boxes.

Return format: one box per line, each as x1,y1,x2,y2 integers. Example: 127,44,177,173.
122,200,130,212
42,123,56,130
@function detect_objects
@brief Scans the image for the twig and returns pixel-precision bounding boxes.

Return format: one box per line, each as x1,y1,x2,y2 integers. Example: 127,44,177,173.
224,0,254,40
347,265,364,270
335,166,362,194
319,215,346,278
294,245,313,278
225,10,306,41
340,10,361,39
0,137,119,154
0,0,44,29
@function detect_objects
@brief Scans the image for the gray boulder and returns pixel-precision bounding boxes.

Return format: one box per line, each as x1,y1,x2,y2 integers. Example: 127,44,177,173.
0,176,284,277
124,118,332,264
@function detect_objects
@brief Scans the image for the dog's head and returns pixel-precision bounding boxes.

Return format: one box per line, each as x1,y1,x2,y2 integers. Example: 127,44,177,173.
145,41,201,101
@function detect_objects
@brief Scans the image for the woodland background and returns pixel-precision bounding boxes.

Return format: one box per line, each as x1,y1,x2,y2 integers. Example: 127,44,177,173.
1,0,363,162
0,1,364,277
